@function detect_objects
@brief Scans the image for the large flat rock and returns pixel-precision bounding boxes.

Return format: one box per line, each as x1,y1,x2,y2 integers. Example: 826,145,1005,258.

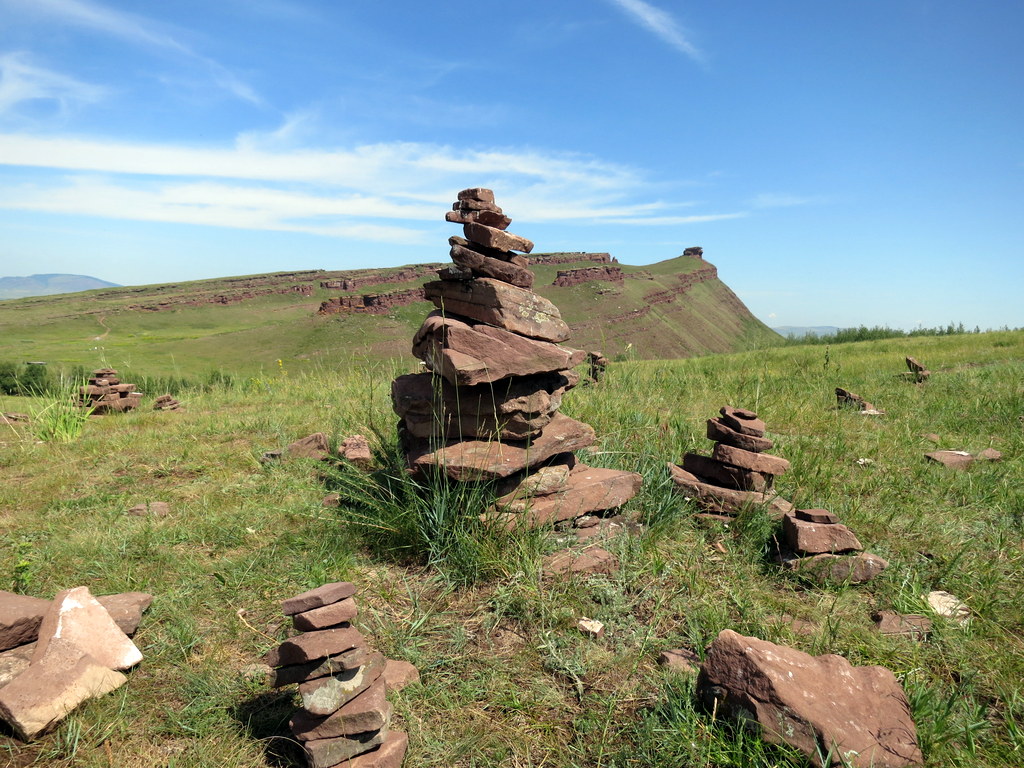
463,221,534,253
412,312,585,386
424,278,569,342
264,626,365,668
449,237,534,288
668,464,792,518
291,677,392,740
0,591,49,652
698,630,921,767
328,730,408,768
406,413,595,481
491,465,642,528
32,586,142,671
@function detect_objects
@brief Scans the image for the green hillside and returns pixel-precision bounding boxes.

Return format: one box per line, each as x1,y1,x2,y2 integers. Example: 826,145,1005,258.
0,255,778,378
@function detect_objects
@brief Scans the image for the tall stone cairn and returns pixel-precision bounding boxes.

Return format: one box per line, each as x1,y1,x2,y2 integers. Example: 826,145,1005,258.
667,406,793,518
392,188,642,528
265,582,412,768
77,368,142,414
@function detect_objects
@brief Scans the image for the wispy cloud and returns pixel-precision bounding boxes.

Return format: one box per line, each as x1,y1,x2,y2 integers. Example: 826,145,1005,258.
0,130,723,239
750,193,823,209
1,0,262,104
0,52,108,115
605,0,702,62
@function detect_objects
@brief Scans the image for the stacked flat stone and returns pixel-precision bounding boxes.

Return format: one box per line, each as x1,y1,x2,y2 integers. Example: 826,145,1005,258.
903,356,930,382
266,583,408,768
667,406,793,518
779,509,888,585
392,188,642,529
77,368,142,414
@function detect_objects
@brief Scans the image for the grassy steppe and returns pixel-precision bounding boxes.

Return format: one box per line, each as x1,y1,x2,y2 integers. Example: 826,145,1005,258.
1,331,1022,767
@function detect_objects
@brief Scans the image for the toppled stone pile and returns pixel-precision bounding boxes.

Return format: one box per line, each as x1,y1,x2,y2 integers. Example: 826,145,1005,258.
265,582,414,768
153,394,181,411
698,629,922,767
776,508,888,585
667,406,793,519
902,356,930,382
835,387,883,415
392,188,641,529
0,587,150,740
77,368,141,413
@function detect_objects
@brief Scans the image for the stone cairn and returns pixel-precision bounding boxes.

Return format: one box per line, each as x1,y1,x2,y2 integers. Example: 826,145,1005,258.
776,508,888,585
667,406,793,521
835,387,883,415
265,582,414,768
152,394,181,411
902,355,930,382
391,188,642,529
77,368,141,413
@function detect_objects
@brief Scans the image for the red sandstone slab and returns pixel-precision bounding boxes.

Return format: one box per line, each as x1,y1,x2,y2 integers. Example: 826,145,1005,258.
303,729,387,768
463,222,534,253
293,597,358,632
33,586,142,671
291,677,392,740
0,591,49,652
493,465,642,528
424,279,568,342
282,582,357,616
449,237,534,289
96,592,153,636
264,626,364,668
270,646,369,688
719,406,767,437
783,513,863,554
712,443,790,475
706,418,774,452
412,312,585,386
457,188,495,204
446,208,512,230
323,730,408,768
406,413,595,482
668,464,791,518
682,452,771,492
298,652,385,716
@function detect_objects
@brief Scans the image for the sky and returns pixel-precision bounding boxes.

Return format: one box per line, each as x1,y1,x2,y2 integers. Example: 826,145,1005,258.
0,0,1021,330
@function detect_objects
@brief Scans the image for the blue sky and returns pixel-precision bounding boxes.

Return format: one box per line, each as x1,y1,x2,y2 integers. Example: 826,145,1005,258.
0,0,1021,330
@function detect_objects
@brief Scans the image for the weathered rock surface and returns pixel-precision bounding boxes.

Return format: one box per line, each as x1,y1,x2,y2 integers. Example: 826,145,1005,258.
0,591,49,652
381,659,420,693
712,443,791,475
719,406,767,437
682,452,771,491
327,730,408,768
706,418,774,452
872,611,932,640
795,508,840,524
412,312,585,386
463,221,534,254
924,450,974,469
0,638,127,741
541,547,620,577
698,629,922,767
264,626,364,667
298,652,385,716
491,464,642,526
291,677,392,740
658,647,699,674
424,278,569,342
405,413,595,481
339,435,373,469
271,646,370,688
0,642,33,688
446,208,512,229
304,729,388,768
783,513,863,554
293,597,358,632
96,592,153,636
668,464,792,517
282,582,358,616
449,237,534,288
785,552,888,585
32,586,142,671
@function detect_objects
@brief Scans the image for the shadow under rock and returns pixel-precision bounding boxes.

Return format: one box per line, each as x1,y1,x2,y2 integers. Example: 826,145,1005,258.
231,689,306,767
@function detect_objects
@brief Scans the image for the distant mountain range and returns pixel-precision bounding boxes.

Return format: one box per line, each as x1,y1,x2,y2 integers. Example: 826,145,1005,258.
772,325,841,338
0,274,120,300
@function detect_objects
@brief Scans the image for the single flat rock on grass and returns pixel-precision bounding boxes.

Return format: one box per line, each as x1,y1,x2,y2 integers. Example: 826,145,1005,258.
423,278,569,342
783,513,863,554
412,312,586,386
291,677,392,740
126,501,170,517
293,597,358,631
658,648,699,674
0,591,49,651
96,592,153,636
541,547,620,577
299,652,385,716
381,659,419,693
265,626,365,668
785,552,888,585
0,637,127,741
697,630,922,767
406,413,595,482
282,582,357,616
924,450,974,469
316,731,408,768
338,436,372,469
32,586,142,671
872,611,932,640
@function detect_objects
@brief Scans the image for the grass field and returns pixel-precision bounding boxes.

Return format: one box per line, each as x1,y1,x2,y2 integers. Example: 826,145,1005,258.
1,330,1022,767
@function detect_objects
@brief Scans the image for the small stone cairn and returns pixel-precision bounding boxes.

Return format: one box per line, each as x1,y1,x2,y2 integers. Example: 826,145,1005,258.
902,356,930,382
668,406,793,520
265,582,413,768
152,394,181,411
776,508,888,585
835,387,883,415
391,188,642,529
77,368,141,413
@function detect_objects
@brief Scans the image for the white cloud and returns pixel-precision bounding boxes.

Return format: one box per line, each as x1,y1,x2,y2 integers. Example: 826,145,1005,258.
1,0,262,104
603,213,746,226
0,52,107,115
605,0,703,62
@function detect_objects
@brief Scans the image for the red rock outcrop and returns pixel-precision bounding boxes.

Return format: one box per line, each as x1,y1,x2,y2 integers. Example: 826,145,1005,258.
317,288,426,315
552,266,624,287
530,252,615,265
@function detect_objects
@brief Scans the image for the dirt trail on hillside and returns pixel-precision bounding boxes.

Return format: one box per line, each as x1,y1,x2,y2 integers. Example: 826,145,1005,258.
94,315,110,340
